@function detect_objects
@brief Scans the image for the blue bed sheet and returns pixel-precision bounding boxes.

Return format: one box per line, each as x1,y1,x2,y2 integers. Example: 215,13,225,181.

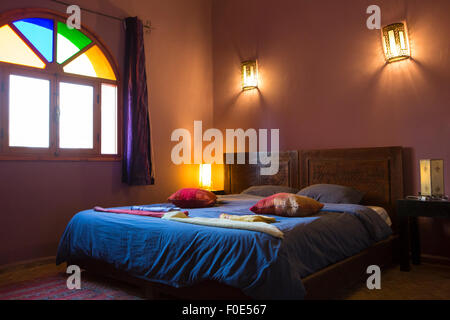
56,194,392,299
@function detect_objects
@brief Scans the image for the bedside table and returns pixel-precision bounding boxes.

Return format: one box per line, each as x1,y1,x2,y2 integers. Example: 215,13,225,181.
397,199,450,271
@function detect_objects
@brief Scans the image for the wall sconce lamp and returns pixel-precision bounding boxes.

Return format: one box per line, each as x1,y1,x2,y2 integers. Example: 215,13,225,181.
382,22,410,62
241,60,258,90
420,159,445,199
199,164,212,190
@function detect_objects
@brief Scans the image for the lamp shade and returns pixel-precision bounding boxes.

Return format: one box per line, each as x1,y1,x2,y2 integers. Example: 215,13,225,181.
199,164,212,190
241,60,258,90
382,22,410,62
420,159,444,197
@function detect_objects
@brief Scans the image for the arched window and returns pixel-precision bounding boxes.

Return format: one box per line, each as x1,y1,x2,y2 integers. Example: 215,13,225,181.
0,9,120,160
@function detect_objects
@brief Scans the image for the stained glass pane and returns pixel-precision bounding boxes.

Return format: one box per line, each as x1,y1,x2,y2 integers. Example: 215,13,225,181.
0,25,45,69
13,18,54,62
63,45,116,80
57,21,92,64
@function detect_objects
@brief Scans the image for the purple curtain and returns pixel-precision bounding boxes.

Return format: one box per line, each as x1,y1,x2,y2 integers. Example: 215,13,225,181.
122,17,154,185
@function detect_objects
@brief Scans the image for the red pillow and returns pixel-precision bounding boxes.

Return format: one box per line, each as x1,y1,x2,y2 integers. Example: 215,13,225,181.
250,193,324,217
168,188,217,208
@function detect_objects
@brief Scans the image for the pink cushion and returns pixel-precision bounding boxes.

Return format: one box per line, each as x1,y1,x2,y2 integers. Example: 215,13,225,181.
250,193,324,217
168,188,217,208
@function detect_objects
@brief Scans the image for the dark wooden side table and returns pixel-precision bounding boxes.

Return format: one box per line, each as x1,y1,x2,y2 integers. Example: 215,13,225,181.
397,198,450,271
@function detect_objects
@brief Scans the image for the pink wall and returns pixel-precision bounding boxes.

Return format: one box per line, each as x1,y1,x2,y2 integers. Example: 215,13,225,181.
212,0,450,259
0,0,213,265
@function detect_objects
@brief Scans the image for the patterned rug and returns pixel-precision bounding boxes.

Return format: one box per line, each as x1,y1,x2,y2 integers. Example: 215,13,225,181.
0,272,144,300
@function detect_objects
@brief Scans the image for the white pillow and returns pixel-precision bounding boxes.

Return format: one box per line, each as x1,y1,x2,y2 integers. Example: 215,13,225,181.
367,206,392,227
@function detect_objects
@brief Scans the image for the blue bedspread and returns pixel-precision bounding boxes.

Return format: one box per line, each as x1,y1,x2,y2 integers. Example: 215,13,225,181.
56,194,392,299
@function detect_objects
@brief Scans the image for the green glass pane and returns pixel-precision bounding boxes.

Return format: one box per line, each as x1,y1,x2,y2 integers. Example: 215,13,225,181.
57,22,92,64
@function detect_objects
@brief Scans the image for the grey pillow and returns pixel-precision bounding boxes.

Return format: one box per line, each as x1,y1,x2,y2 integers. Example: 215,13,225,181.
241,185,299,197
297,184,364,204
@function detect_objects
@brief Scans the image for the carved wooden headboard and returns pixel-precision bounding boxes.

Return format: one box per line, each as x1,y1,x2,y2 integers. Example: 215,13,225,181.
300,146,404,231
224,147,404,232
224,151,299,194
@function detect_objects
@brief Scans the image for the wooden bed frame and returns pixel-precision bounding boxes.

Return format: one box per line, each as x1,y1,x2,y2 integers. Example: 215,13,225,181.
70,146,404,300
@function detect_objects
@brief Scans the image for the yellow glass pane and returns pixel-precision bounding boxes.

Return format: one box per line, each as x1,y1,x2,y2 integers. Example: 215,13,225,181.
0,25,45,69
63,45,116,80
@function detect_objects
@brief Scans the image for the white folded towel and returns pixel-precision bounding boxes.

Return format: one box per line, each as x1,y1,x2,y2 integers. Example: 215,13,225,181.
162,211,283,239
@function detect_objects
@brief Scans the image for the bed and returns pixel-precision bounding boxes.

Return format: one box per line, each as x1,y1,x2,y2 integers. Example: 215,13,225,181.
56,146,404,299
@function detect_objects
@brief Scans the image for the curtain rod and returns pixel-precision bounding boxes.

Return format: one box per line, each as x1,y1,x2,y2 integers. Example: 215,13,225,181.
49,0,152,29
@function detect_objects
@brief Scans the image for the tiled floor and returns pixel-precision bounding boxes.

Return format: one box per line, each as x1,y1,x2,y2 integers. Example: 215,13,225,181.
0,258,66,287
1,259,449,300
337,263,450,300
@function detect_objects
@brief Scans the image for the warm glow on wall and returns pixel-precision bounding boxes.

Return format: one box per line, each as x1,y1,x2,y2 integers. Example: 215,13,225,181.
199,164,212,190
382,22,410,63
241,60,258,90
